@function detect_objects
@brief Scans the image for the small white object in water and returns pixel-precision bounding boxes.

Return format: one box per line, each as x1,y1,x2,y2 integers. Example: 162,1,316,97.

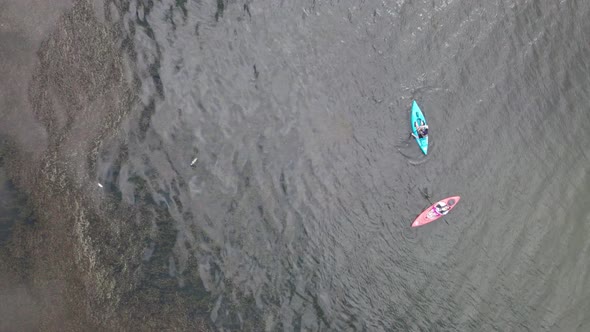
98,183,103,188
190,157,198,166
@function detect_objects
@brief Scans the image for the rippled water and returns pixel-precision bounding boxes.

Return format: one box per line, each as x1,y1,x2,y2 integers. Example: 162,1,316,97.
93,0,590,330
2,0,590,330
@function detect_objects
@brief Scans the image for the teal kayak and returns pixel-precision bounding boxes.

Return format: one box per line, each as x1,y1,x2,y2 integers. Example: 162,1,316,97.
410,100,428,154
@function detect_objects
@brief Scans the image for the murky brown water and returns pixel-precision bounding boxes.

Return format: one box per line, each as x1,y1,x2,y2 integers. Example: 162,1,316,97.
1,0,589,331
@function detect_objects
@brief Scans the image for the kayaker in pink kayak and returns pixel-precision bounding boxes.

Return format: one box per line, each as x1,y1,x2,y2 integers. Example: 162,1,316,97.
434,201,450,215
413,196,460,227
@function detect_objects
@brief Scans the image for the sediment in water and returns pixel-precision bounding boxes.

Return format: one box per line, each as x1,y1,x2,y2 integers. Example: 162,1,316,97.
0,1,212,330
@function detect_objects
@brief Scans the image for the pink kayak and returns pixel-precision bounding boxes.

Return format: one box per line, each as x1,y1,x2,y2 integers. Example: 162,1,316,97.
411,196,461,227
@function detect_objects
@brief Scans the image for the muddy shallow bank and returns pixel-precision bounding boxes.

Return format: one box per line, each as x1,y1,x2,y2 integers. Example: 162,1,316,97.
0,1,214,330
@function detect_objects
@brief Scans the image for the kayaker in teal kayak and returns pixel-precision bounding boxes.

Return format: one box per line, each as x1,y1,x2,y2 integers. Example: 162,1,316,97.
410,100,428,154
411,121,429,139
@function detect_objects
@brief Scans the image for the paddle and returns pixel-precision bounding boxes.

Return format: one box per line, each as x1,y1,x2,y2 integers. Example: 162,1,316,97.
418,188,449,225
